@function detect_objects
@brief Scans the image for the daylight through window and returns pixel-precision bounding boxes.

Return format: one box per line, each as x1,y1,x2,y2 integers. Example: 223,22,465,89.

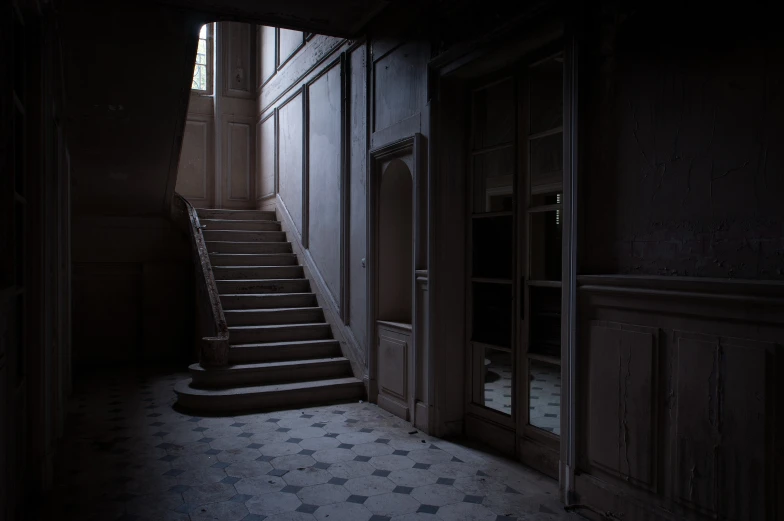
192,25,208,90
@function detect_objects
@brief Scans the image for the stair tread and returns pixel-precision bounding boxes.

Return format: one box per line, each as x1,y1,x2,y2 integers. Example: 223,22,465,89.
189,357,349,373
230,339,339,348
229,322,327,330
175,376,363,396
224,307,322,313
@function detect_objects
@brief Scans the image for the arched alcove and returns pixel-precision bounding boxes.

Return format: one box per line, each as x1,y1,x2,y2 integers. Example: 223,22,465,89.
377,158,413,324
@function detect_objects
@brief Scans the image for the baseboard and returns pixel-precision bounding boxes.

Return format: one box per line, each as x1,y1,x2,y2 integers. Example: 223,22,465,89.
275,195,368,388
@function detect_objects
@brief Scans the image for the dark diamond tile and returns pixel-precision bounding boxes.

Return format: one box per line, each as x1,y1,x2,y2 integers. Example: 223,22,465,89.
147,413,161,418
299,449,316,456
392,450,409,456
269,469,289,477
413,463,431,470
375,438,390,444
496,516,517,521
257,455,274,462
476,470,489,477
281,485,302,494
393,486,414,494
152,431,169,437
328,477,348,485
192,427,208,432
369,515,391,521
464,495,484,504
359,428,373,433
311,423,326,428
231,494,253,503
451,457,464,463
437,478,455,486
540,505,557,514
276,428,291,433
168,484,191,494
300,414,314,419
159,455,178,462
345,418,358,424
238,432,253,438
286,438,303,444
333,410,346,415
347,495,368,504
188,417,202,423
372,470,391,477
429,444,442,450
206,449,222,455
149,422,164,427
198,437,215,443
212,462,230,469
242,515,267,521
338,443,354,449
505,486,520,494
266,418,281,423
248,443,263,449
231,422,247,427
314,462,331,470
164,469,184,477
354,455,371,462
296,504,319,514
222,476,240,485
325,433,339,438
418,505,439,514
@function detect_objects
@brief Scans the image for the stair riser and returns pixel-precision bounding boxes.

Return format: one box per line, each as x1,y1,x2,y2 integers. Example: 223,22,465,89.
201,220,281,231
221,294,317,310
217,280,310,294
210,254,297,267
203,230,286,242
229,325,331,343
225,309,324,327
191,361,352,389
175,382,365,414
197,209,276,221
213,266,304,280
206,242,292,254
229,343,341,364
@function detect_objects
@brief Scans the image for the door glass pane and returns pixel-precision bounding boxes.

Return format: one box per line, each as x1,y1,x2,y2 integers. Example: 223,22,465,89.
529,132,563,186
529,56,563,134
483,347,513,415
529,359,560,434
472,216,513,279
473,79,515,149
472,282,511,348
473,147,514,213
529,210,562,281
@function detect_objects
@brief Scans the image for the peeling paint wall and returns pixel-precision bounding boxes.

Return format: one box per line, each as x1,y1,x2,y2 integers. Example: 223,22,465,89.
582,5,784,279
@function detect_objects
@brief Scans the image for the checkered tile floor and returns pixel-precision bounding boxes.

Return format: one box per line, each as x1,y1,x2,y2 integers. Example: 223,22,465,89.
45,369,582,521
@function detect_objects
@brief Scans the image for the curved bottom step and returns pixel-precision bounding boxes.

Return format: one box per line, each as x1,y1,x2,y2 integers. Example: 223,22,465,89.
174,376,365,414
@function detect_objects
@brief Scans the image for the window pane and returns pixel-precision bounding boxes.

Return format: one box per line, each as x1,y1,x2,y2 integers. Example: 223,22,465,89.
483,347,512,415
529,55,563,134
529,359,561,435
197,39,206,57
473,147,514,213
199,24,207,39
472,282,512,348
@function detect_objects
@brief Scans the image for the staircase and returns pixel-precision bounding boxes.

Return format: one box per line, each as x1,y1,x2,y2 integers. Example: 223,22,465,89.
174,208,365,413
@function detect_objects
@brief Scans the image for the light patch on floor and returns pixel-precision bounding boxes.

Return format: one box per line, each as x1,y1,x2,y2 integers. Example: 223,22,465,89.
46,370,582,521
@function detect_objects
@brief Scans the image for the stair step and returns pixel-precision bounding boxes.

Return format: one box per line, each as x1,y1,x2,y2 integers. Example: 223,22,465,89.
221,293,317,310
212,265,304,280
200,219,281,232
203,230,287,243
224,307,324,326
229,339,341,364
206,241,292,254
210,253,298,267
229,323,331,343
197,209,276,221
217,278,310,294
189,357,352,389
174,377,366,414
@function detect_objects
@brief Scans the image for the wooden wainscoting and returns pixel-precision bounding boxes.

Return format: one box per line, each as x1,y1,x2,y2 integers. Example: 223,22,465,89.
573,275,783,521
